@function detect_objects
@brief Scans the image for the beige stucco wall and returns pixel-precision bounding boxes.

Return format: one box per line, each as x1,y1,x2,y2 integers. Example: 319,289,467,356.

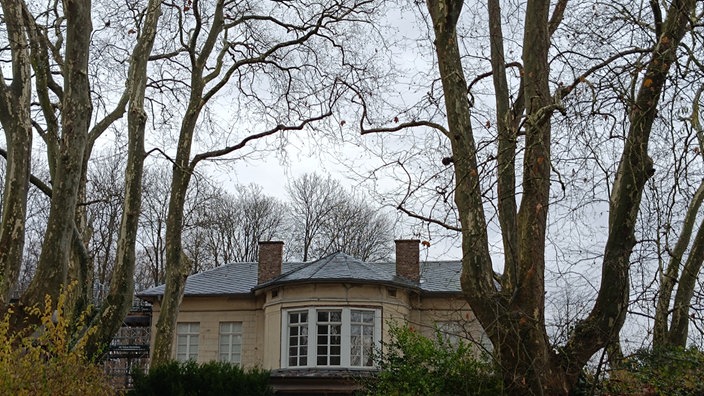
149,295,265,366
146,284,487,369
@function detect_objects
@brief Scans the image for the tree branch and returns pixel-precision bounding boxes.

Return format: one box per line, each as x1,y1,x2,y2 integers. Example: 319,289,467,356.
397,204,461,232
190,111,333,168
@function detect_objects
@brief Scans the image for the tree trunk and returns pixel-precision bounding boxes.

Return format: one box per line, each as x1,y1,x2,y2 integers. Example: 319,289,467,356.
82,0,162,358
564,0,695,370
152,0,226,365
20,0,93,310
667,219,704,346
0,0,33,307
427,0,567,393
653,181,704,347
653,86,704,348
488,0,518,285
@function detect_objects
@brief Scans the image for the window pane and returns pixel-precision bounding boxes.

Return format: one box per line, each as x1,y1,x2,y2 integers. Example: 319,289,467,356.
350,311,375,367
351,311,361,322
219,322,243,364
288,312,308,366
316,311,342,366
176,322,199,362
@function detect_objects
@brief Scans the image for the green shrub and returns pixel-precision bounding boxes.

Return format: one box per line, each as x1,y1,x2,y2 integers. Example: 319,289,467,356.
364,323,502,396
603,346,704,395
129,360,272,396
0,289,114,396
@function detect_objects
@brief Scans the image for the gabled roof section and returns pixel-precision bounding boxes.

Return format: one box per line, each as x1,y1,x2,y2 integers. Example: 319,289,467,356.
136,252,463,300
255,252,418,290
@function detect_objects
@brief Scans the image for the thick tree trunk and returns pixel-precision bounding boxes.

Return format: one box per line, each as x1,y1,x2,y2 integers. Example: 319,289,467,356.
0,0,33,307
426,0,568,393
20,0,93,310
82,0,162,358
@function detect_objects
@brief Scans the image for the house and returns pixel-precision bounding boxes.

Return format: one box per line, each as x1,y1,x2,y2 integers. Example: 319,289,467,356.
137,240,487,395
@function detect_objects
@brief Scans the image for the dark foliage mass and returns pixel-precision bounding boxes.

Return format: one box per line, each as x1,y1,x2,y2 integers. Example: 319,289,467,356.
129,360,272,396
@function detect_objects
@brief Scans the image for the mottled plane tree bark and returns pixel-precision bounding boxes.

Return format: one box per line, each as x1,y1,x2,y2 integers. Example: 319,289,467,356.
81,0,162,358
17,0,132,316
0,0,163,355
18,0,93,311
0,0,33,307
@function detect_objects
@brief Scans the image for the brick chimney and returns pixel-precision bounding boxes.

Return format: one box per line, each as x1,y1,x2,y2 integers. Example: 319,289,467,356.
258,241,284,284
395,239,420,282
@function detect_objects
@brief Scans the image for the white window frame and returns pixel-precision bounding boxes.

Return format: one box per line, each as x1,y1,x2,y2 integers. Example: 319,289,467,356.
219,321,243,364
281,307,381,369
436,320,464,347
175,322,200,362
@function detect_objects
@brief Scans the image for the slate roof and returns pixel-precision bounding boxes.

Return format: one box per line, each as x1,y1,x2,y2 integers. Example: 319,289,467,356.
137,252,462,300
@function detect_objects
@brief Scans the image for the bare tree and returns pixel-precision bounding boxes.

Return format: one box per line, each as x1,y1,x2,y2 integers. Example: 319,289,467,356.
350,0,698,393
187,184,287,266
287,173,394,262
150,0,383,364
287,173,346,261
653,85,704,348
0,0,164,359
85,148,127,302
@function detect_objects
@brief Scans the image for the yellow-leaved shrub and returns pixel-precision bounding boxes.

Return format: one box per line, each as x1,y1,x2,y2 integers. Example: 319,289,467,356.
0,286,116,395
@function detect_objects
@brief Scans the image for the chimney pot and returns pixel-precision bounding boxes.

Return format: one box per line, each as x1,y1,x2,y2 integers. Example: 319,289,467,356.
258,241,284,284
395,239,420,282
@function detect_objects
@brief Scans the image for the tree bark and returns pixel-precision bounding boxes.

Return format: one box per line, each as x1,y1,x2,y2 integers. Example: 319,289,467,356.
0,0,33,307
488,0,518,286
20,0,93,310
82,0,162,358
653,181,704,347
667,218,704,346
151,0,226,365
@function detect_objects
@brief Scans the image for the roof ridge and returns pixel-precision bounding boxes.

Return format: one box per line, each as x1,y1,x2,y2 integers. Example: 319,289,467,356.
307,252,341,278
354,258,391,276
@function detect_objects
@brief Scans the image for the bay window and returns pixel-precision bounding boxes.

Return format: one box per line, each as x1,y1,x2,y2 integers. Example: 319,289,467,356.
282,307,380,369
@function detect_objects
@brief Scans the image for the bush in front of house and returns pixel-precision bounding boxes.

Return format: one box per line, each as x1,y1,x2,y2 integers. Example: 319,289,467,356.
0,290,114,396
129,360,272,396
364,323,502,396
601,346,704,395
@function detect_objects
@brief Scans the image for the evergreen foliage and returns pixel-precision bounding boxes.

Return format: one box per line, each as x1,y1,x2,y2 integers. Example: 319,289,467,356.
129,360,272,396
365,323,501,396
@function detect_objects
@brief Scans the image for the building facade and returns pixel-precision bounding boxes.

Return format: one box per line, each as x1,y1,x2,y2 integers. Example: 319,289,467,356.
137,240,486,394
